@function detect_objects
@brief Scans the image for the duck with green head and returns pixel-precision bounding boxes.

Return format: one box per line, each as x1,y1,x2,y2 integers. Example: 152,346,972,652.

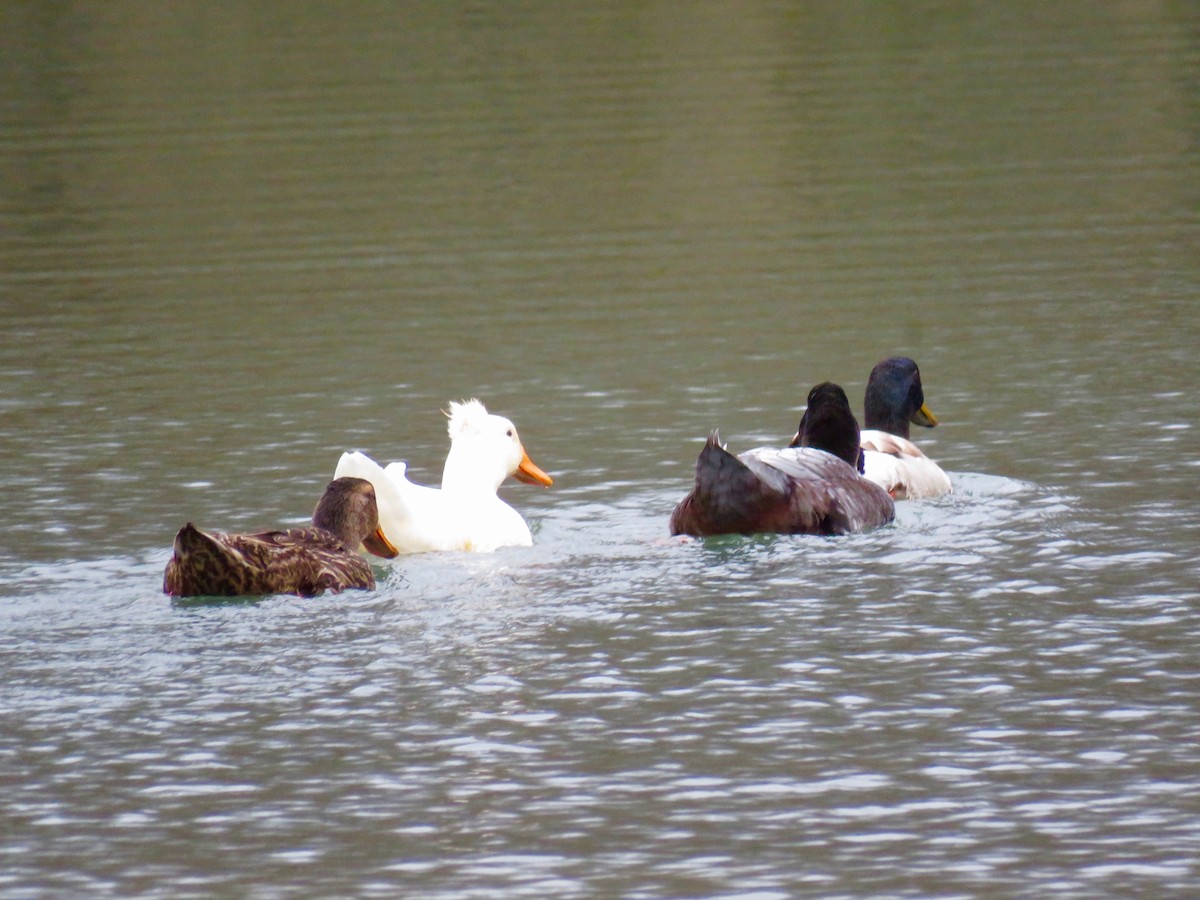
853,356,952,500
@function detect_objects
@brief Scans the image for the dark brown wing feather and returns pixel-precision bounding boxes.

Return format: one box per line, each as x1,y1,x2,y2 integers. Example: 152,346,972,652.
669,437,894,538
163,523,375,597
669,438,798,536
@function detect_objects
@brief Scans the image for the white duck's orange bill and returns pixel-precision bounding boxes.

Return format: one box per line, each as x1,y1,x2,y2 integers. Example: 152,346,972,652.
514,451,553,486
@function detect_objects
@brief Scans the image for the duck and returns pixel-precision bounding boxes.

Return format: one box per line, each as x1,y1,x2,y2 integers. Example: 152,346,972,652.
163,476,399,598
334,399,553,554
670,382,895,537
851,356,952,499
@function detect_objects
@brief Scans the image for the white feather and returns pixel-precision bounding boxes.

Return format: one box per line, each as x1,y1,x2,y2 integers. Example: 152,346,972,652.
859,429,952,500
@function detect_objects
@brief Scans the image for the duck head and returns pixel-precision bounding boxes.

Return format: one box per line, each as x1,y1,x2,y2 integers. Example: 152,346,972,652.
441,399,554,493
312,477,399,558
789,382,864,471
863,356,939,439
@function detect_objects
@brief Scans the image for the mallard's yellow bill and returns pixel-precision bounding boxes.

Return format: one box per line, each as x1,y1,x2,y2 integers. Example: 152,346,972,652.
911,403,939,428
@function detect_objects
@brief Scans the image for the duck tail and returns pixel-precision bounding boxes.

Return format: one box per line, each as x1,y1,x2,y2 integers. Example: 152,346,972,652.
164,523,242,596
671,433,788,536
172,522,206,558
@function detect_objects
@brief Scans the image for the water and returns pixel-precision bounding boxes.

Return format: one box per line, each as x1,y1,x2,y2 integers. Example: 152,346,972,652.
3,3,1199,897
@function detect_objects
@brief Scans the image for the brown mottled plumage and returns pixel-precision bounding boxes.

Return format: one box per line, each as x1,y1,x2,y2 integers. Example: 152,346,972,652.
163,477,398,598
670,383,895,538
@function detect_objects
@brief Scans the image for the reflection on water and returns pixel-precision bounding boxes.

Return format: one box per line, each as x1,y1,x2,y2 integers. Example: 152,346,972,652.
2,1,1199,897
4,473,1199,897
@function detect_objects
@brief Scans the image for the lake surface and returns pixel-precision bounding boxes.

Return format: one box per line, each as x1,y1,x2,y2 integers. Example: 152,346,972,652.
2,3,1199,897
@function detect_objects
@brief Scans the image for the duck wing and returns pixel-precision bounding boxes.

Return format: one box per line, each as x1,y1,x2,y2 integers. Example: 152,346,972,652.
247,527,376,595
745,447,895,535
860,430,952,499
163,524,374,597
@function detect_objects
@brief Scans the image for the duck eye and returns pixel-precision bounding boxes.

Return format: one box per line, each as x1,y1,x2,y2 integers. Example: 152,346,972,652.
506,429,514,438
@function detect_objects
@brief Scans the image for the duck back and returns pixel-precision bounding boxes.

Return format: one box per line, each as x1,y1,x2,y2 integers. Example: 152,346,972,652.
860,430,953,499
164,523,375,597
670,437,894,538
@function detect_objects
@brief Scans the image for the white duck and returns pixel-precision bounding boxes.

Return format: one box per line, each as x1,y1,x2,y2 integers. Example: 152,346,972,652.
334,399,553,553
856,357,952,500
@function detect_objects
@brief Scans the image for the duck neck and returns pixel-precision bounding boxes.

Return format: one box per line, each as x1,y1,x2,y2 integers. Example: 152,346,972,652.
312,501,360,549
441,440,506,495
863,390,911,439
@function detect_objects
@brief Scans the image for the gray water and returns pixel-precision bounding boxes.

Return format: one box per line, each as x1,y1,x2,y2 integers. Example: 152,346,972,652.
3,3,1199,897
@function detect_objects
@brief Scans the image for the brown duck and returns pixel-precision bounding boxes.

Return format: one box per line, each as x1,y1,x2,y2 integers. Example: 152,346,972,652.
163,477,399,597
670,383,895,537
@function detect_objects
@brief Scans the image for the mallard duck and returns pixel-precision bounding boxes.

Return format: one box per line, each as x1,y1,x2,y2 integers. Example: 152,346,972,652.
163,476,399,598
852,356,952,499
334,399,553,554
670,383,895,537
